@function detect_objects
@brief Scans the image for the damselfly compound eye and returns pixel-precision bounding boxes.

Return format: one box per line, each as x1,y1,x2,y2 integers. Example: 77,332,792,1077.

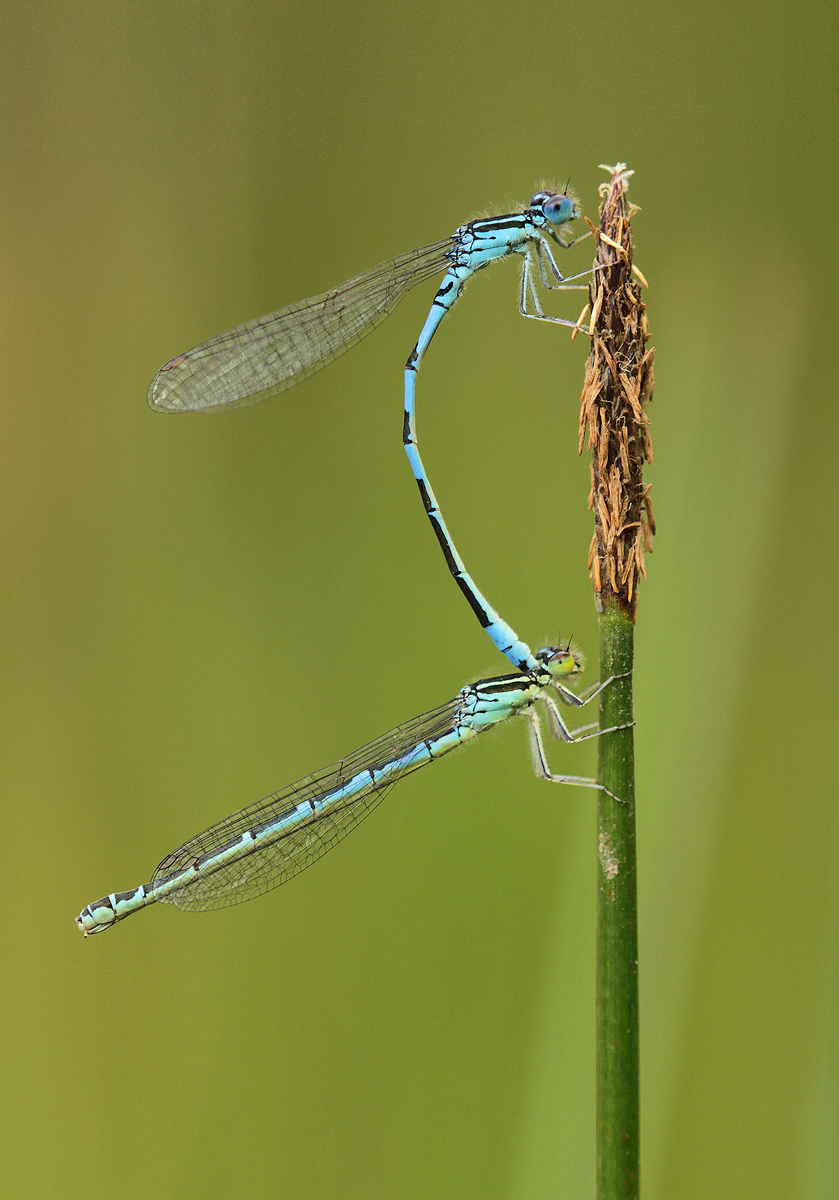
542,192,577,226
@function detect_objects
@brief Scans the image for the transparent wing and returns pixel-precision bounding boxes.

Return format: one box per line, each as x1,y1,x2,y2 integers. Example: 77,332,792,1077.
148,239,454,413
149,697,462,911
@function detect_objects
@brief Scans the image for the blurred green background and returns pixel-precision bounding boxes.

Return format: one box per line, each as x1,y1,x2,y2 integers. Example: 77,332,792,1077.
3,2,837,1197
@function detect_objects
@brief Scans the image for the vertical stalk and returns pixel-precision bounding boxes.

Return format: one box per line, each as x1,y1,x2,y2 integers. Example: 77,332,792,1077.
578,164,654,1199
596,599,638,1198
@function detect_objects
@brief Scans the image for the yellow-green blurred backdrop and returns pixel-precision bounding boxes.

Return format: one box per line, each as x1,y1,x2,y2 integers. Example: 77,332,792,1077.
3,2,837,1197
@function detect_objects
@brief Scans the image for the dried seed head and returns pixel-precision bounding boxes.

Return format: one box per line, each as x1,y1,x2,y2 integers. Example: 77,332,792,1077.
580,164,655,618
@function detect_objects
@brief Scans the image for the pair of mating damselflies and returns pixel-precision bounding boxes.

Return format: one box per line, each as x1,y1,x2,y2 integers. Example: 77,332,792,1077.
77,186,622,936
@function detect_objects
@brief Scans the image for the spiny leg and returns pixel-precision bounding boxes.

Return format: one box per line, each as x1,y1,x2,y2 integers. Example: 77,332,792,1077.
527,709,625,802
542,694,634,745
520,249,593,329
554,669,634,709
534,238,593,290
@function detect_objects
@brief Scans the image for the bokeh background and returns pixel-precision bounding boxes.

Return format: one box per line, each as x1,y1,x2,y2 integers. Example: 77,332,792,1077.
3,2,837,1197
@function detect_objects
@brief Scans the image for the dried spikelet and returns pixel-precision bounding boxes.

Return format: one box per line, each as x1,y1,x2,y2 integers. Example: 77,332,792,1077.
579,165,655,617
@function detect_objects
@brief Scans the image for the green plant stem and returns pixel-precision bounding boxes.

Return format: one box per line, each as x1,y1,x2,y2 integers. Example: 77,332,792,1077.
596,596,639,1199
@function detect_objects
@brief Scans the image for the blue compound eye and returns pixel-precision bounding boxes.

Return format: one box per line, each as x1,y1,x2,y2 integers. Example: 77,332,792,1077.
542,192,576,226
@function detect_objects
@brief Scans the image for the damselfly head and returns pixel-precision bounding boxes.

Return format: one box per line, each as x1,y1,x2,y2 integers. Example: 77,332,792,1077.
529,188,579,228
535,643,585,679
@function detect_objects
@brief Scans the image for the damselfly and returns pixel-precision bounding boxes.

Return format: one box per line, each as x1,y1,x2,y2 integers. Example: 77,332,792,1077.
147,188,588,672
77,645,623,935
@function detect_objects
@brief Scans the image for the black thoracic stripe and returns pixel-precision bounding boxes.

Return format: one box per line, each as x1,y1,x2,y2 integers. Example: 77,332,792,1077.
478,673,544,696
466,214,529,234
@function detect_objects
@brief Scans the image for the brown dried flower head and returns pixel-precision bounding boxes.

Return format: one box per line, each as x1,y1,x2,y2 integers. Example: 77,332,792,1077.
578,164,655,617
